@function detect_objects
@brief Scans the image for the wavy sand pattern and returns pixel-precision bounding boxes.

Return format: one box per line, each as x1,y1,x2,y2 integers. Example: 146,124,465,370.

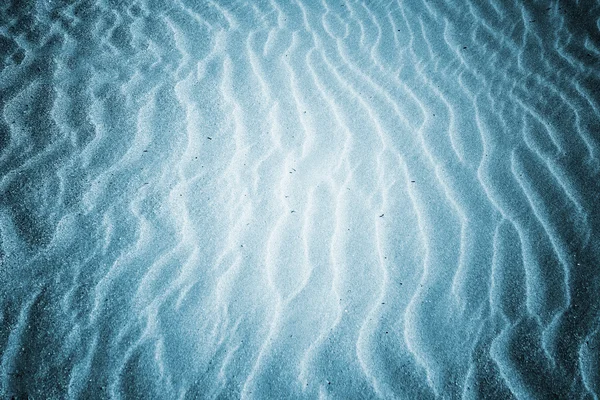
1,0,599,398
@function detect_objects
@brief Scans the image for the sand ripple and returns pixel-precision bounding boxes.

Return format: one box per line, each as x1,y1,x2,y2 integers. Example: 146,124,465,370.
1,0,599,398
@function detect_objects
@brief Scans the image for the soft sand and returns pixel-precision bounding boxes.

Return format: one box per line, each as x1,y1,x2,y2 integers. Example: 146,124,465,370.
1,0,599,398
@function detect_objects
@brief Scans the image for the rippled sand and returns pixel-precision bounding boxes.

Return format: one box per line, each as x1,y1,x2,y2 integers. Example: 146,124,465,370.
1,0,599,398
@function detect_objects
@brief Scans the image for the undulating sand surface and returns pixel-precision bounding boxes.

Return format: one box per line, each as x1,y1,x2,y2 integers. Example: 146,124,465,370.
1,0,600,398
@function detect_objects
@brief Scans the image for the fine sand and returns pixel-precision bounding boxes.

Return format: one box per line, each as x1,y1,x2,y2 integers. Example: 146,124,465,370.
1,0,599,398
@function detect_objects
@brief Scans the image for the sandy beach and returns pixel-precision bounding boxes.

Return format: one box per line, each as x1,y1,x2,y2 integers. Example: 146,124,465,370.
1,0,599,398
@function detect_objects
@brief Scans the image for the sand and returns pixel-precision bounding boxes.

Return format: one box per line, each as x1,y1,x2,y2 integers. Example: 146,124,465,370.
1,0,599,398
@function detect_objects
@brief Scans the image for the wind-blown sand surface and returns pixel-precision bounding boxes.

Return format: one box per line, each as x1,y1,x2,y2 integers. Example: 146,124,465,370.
1,0,600,398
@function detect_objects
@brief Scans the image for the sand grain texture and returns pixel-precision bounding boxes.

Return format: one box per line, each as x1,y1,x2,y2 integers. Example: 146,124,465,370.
1,0,599,398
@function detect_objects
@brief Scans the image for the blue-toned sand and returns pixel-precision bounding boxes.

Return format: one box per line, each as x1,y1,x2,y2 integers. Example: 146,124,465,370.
1,0,599,398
